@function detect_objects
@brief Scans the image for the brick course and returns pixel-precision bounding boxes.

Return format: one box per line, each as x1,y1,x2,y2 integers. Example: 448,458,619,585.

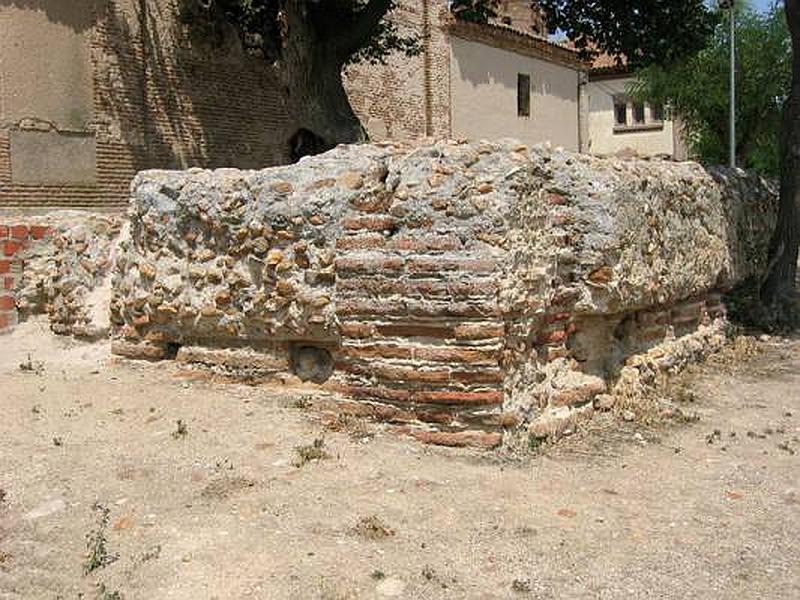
0,222,53,332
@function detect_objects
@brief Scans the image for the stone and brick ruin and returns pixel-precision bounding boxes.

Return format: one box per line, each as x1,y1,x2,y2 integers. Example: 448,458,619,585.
78,139,771,447
0,140,778,447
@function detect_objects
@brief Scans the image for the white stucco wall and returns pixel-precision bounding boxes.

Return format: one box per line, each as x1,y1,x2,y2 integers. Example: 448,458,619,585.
586,76,677,157
449,36,580,151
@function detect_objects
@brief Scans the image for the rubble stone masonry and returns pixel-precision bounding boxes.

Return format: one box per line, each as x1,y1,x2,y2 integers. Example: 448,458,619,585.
106,140,777,446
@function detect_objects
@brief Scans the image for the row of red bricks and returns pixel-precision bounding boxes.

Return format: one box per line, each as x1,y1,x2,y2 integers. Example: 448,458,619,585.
0,223,53,331
335,254,498,277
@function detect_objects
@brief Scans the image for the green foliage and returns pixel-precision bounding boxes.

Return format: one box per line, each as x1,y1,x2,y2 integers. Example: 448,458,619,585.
83,504,116,574
178,0,420,66
450,0,499,24
538,0,716,68
631,5,790,175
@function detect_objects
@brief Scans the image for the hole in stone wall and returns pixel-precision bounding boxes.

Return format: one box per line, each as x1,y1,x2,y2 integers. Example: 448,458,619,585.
288,129,331,163
164,342,181,360
290,344,334,384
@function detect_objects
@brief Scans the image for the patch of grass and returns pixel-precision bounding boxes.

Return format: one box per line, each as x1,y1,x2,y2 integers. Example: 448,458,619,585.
95,583,123,600
0,550,11,565
19,354,44,375
351,515,395,541
83,503,117,574
140,545,162,563
293,438,329,467
325,413,374,440
171,419,188,440
200,476,255,500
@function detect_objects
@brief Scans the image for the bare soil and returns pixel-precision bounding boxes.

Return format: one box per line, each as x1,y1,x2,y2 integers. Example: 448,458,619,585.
1,317,798,599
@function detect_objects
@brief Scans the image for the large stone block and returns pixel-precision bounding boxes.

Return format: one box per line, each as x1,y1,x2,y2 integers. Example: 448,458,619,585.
110,140,777,442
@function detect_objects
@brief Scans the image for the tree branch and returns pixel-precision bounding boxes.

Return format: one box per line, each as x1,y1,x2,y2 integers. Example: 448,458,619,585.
330,0,394,60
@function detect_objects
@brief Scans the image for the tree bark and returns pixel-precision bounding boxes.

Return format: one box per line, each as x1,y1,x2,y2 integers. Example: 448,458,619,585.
275,0,390,157
760,0,800,315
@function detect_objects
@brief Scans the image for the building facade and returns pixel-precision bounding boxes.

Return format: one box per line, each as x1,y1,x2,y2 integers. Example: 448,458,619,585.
584,59,686,159
1,1,606,213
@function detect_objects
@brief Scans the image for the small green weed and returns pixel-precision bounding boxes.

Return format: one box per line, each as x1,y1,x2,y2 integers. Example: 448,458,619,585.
83,503,117,574
293,438,329,467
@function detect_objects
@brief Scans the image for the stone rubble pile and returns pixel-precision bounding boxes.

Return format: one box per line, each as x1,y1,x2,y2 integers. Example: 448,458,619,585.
16,212,123,337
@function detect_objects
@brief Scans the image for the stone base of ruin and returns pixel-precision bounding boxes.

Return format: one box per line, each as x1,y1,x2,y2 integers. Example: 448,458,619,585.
105,140,777,447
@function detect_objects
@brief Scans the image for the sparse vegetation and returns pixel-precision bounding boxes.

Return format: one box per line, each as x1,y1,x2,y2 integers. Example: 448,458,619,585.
83,504,117,574
19,354,44,375
291,395,313,410
95,583,123,600
325,413,374,441
351,515,395,541
171,419,188,440
293,438,330,467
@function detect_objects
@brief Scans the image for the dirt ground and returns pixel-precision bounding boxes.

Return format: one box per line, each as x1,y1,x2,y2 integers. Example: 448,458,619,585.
1,318,798,600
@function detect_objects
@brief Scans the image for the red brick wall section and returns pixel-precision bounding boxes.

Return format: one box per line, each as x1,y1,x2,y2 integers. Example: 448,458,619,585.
0,0,290,212
0,224,52,332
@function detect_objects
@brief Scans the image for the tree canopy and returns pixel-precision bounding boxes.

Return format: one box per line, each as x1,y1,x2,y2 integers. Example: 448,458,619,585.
631,4,791,175
537,0,716,68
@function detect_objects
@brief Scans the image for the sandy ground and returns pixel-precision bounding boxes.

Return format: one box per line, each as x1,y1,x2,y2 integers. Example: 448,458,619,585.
1,318,799,600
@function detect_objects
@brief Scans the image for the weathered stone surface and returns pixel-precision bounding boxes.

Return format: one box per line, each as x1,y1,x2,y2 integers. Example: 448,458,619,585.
109,140,777,443
15,211,123,338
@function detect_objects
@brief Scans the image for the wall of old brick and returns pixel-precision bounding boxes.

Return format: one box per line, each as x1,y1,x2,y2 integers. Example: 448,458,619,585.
0,223,52,332
1,1,553,212
0,0,292,212
106,140,777,447
343,0,453,142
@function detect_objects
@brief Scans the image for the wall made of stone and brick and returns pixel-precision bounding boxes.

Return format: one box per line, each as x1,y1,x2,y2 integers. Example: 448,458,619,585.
0,223,52,332
108,140,777,446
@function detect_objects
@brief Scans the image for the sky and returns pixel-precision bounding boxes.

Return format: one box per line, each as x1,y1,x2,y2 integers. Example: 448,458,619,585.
748,0,781,12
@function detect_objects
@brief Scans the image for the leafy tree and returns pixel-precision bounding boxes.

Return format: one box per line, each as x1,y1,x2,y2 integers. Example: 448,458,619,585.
180,0,798,319
760,0,800,320
630,5,790,176
540,0,799,320
179,0,422,152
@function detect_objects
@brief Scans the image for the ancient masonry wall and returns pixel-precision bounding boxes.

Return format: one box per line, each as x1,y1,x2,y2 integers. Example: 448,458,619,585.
0,214,122,336
0,224,52,332
107,141,777,447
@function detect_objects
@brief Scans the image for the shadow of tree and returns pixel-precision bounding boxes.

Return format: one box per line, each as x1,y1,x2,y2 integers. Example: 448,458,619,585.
95,0,295,174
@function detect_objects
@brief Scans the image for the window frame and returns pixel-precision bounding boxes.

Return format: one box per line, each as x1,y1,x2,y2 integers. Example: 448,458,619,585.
517,73,531,118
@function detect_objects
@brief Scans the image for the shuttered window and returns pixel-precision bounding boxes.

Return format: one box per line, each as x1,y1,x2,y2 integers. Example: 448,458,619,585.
517,73,531,117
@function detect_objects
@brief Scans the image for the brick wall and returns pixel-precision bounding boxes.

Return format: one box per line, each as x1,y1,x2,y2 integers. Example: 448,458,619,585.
0,0,291,212
344,0,453,141
1,1,555,212
0,223,52,332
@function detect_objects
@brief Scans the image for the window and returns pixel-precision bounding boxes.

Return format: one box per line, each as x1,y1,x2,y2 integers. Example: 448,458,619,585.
651,103,665,122
614,99,627,126
632,102,646,124
517,73,531,117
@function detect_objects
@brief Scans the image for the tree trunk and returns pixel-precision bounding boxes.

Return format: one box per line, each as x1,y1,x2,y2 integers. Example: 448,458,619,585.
760,0,800,317
277,1,367,160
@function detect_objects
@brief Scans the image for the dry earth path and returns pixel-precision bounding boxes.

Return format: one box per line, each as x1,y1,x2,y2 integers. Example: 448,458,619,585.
0,318,798,599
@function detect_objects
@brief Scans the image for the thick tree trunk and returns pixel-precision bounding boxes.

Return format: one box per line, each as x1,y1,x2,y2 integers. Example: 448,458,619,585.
760,0,800,316
276,1,369,159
